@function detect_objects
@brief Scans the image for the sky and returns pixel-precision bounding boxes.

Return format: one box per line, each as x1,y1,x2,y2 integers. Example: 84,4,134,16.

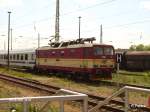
0,0,150,50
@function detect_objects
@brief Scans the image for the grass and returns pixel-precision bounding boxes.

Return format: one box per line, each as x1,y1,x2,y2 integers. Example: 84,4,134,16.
0,67,116,97
0,67,150,106
112,70,150,86
0,80,77,112
0,67,33,79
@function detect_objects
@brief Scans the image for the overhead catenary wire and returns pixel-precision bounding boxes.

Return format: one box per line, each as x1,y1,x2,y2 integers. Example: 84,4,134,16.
2,0,118,31
80,19,150,33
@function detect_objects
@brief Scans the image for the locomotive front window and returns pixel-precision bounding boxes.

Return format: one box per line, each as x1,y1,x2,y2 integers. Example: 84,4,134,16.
94,47,103,55
104,47,114,55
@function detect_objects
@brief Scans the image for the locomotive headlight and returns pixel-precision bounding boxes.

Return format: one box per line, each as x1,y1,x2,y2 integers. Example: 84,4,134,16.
93,65,98,68
102,60,107,64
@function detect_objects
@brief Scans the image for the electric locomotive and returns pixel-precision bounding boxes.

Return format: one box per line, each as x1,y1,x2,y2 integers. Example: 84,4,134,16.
36,37,115,80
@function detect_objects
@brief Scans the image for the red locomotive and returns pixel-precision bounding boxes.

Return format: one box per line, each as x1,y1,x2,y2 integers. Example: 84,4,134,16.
36,37,115,80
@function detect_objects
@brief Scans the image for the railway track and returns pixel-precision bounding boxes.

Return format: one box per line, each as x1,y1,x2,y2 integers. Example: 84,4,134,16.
0,73,150,112
10,67,150,92
11,67,150,90
98,80,150,90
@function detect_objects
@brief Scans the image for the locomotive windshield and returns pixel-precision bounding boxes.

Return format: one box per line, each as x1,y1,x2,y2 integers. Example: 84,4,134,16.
104,47,114,55
94,47,114,56
94,47,103,55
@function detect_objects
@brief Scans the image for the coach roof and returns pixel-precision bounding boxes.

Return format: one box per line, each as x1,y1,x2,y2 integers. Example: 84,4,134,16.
0,49,35,54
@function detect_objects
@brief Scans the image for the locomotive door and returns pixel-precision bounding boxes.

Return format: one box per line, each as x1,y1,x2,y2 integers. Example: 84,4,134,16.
83,48,89,69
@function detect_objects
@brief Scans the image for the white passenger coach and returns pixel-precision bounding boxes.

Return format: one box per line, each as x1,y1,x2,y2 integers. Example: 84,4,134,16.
0,49,36,69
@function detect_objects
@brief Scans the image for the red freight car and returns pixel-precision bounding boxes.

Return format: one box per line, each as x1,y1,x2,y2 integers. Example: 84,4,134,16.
36,38,115,80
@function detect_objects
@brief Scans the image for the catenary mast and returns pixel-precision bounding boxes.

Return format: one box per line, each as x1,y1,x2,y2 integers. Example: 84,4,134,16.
55,0,60,42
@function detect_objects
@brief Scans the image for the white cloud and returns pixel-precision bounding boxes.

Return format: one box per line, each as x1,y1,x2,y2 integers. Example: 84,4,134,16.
140,1,150,10
0,0,23,8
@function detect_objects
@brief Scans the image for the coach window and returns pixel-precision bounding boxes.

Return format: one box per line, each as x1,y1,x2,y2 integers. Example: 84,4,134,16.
13,55,16,60
4,55,7,59
21,54,24,60
10,55,12,60
31,54,35,60
17,54,20,60
94,47,103,55
25,54,28,60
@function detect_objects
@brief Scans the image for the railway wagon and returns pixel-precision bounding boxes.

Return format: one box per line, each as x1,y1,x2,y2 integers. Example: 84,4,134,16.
122,51,150,70
36,38,115,80
0,49,36,69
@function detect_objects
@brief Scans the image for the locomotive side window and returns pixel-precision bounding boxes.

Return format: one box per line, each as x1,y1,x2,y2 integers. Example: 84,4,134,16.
69,49,76,57
70,49,75,53
60,51,64,56
94,47,103,55
84,48,90,56
104,47,114,55
52,51,55,55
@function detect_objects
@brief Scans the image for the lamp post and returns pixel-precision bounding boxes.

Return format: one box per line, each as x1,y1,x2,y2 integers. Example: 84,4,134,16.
100,24,103,44
38,33,40,48
78,16,81,42
10,28,13,50
8,11,11,69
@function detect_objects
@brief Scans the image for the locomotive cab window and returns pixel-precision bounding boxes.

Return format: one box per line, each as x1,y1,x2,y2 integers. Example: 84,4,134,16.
104,47,114,55
94,47,103,55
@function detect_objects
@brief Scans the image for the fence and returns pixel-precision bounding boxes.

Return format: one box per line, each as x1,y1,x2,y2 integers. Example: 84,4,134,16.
0,89,88,112
89,86,150,112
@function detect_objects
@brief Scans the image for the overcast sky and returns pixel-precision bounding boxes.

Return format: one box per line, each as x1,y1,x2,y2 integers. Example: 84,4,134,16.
0,0,150,50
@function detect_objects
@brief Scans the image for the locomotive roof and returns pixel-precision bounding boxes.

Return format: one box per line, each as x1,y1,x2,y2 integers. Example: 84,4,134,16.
0,49,35,54
37,43,113,50
125,51,150,55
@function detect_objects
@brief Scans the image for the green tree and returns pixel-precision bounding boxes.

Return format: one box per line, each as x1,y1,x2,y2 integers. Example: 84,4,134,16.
145,45,150,50
129,45,136,51
129,44,150,51
136,44,145,51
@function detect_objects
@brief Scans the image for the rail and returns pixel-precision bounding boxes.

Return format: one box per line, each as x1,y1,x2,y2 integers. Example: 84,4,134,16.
89,86,150,112
0,89,88,112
